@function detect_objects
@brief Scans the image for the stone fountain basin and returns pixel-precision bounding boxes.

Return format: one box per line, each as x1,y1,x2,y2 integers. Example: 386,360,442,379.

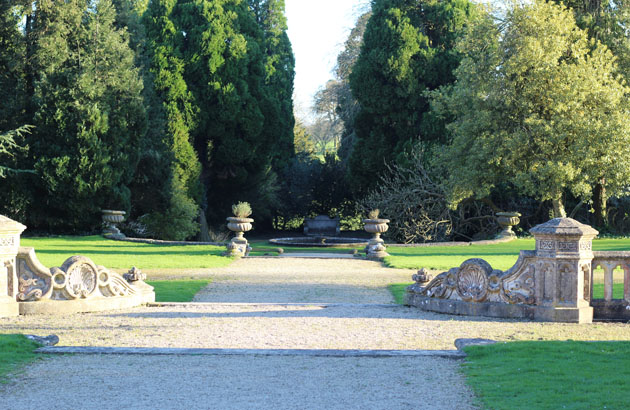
269,237,368,248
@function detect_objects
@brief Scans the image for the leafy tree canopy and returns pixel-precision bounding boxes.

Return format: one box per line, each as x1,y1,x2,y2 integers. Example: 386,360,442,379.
434,0,630,218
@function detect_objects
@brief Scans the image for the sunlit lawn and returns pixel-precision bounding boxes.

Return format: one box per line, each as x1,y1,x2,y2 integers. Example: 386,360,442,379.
464,341,630,409
20,236,233,270
385,238,630,271
146,279,211,302
0,335,42,384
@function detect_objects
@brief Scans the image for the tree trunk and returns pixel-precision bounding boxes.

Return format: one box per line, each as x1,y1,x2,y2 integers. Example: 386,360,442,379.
593,181,607,229
552,198,566,218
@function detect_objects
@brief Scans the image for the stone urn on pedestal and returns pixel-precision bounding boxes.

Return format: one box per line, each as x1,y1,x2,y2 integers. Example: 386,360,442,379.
101,210,126,239
226,202,253,257
496,212,521,238
364,209,390,260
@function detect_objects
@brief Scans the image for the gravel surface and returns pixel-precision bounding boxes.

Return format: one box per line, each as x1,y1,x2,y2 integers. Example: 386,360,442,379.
1,355,476,410
192,258,415,303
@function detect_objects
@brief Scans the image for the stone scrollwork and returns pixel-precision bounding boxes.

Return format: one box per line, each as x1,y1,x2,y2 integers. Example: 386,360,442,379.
16,248,140,303
413,252,537,306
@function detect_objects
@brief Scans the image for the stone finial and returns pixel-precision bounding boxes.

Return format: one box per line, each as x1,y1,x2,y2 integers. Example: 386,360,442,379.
413,268,432,284
123,266,146,282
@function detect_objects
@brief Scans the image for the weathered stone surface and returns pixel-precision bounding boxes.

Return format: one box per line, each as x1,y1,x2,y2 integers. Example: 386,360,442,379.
25,334,59,346
454,338,497,351
304,215,340,237
406,217,605,323
0,215,26,317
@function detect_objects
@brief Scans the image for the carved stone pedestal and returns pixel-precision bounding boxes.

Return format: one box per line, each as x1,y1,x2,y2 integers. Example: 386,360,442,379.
0,216,26,317
529,218,597,323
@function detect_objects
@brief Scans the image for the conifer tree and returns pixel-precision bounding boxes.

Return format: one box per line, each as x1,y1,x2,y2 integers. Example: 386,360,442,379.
349,0,475,194
142,0,202,239
27,0,147,230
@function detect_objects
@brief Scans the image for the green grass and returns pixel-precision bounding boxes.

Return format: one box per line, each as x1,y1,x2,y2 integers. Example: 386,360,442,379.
20,236,233,270
385,237,630,271
146,279,211,302
0,334,42,383
388,283,411,304
463,341,630,409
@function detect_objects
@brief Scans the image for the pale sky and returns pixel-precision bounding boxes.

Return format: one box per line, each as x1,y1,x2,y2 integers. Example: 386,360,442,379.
285,0,369,121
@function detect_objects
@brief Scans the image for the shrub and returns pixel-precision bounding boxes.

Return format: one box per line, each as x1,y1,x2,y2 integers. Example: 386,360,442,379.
232,202,252,218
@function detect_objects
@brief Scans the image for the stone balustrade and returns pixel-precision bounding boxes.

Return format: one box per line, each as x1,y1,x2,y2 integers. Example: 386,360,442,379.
590,252,630,320
405,218,621,323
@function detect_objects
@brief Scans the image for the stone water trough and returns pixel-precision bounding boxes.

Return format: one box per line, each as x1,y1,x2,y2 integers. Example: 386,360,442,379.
0,216,154,317
406,217,630,323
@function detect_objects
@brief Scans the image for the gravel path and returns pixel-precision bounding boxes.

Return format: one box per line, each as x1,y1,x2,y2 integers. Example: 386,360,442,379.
3,355,475,410
192,257,415,303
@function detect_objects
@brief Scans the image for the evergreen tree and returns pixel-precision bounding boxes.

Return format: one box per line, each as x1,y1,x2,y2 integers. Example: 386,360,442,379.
248,0,295,170
173,0,278,225
27,0,147,230
349,0,475,194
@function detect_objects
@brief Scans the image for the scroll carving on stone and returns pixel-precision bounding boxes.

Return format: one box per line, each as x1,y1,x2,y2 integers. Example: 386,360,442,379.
16,248,138,302
412,252,536,306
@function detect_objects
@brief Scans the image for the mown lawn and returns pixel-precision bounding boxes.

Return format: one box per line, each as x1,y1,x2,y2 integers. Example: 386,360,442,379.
384,238,630,271
464,341,630,409
20,236,233,270
0,335,42,383
146,279,211,302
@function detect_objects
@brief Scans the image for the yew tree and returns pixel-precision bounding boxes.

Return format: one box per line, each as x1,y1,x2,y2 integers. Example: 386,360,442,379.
435,0,630,218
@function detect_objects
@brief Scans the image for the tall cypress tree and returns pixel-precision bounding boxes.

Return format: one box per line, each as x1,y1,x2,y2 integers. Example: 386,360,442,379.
174,0,277,225
349,0,474,194
248,0,295,170
26,0,147,230
142,0,202,239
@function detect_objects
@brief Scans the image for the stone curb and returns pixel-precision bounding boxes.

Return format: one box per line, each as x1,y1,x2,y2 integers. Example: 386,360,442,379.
35,346,467,359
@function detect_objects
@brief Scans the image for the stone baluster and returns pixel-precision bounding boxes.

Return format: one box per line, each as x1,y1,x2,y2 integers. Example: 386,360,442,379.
0,215,26,317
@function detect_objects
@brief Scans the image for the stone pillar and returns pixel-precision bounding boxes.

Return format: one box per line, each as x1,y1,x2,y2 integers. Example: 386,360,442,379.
530,218,597,323
0,216,26,317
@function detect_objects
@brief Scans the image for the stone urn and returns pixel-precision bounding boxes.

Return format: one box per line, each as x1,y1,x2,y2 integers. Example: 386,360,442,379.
226,217,253,257
363,218,390,259
101,210,126,239
496,212,521,238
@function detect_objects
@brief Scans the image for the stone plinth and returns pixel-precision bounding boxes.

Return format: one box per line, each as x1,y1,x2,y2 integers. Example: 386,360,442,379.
0,215,26,317
530,218,597,323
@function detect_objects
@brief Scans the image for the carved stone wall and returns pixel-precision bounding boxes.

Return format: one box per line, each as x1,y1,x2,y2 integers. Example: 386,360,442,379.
406,218,598,323
0,214,155,316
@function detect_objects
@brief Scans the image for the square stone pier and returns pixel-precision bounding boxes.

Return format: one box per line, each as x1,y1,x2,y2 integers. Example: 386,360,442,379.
529,218,598,323
0,216,26,317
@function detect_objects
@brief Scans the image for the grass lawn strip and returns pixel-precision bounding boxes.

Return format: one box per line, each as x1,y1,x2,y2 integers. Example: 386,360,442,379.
20,236,232,270
384,238,630,271
463,341,630,410
146,279,212,302
0,335,42,383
